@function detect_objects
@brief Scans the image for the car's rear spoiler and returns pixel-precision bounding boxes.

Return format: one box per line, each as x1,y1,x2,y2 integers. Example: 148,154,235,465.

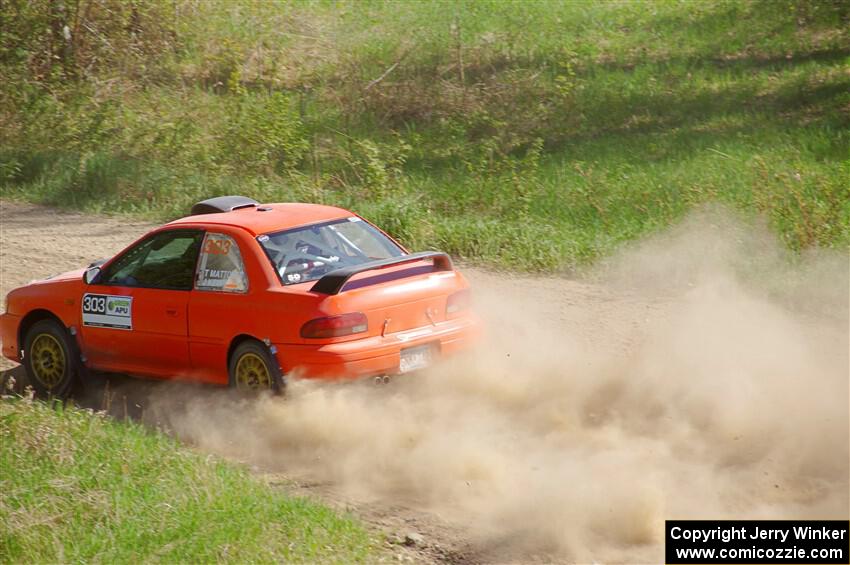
311,251,453,295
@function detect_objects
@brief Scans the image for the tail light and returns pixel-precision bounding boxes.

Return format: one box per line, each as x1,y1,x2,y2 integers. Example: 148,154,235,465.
446,289,472,314
300,312,368,339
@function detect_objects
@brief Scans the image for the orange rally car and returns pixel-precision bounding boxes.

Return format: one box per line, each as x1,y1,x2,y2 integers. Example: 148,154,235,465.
1,196,480,397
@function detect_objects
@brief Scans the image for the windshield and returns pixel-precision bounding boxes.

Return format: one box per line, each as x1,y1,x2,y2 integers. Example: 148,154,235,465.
258,217,405,285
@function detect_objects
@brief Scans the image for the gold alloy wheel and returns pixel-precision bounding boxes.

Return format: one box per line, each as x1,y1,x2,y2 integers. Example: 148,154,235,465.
234,352,272,390
30,333,66,388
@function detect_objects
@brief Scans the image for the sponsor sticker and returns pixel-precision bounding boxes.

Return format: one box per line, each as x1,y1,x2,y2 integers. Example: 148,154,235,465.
82,293,133,330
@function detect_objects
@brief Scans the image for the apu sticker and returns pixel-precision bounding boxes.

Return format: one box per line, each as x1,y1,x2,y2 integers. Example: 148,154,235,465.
82,293,133,330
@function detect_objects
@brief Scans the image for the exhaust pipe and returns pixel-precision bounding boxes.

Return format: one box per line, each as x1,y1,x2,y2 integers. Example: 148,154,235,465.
374,375,392,385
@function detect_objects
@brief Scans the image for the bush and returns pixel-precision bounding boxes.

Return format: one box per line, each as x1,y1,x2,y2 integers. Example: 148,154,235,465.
218,92,309,176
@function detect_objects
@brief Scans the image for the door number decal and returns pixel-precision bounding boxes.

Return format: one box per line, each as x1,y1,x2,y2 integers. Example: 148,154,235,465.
82,293,133,330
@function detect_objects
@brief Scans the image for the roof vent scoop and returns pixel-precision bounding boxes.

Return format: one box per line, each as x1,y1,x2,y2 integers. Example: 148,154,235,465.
190,196,259,216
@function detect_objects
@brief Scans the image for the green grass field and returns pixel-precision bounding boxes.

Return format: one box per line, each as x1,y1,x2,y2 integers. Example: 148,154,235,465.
1,0,847,269
0,395,378,563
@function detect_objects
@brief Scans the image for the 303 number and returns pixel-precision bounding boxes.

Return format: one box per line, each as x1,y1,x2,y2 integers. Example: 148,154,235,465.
204,238,233,255
82,295,107,314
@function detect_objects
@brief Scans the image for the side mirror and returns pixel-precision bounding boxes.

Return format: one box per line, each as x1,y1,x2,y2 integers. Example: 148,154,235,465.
83,266,101,285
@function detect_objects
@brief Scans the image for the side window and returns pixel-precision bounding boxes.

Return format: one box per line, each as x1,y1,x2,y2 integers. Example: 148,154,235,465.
102,230,203,290
195,233,248,293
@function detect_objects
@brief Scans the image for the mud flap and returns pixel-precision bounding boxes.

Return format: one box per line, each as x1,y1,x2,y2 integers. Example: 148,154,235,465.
67,325,92,387
264,341,287,396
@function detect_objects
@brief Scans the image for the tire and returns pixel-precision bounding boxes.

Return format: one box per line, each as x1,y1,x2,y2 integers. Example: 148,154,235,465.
23,319,78,399
228,340,284,394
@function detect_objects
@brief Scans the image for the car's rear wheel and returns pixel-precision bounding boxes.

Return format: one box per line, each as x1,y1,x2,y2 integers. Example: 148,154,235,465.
23,319,78,398
228,340,284,394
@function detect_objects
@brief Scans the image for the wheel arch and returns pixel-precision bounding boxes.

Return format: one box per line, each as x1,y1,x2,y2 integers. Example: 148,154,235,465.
227,333,263,364
18,309,65,354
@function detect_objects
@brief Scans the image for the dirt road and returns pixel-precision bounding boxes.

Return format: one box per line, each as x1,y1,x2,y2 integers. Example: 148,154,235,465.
1,199,847,563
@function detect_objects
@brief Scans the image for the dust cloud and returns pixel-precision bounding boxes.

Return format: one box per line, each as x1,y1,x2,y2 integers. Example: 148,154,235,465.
147,207,849,563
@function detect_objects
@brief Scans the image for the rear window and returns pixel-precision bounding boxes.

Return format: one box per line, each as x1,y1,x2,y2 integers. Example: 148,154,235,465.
258,217,404,285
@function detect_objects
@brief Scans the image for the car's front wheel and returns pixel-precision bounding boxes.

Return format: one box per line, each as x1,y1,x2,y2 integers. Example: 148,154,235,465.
228,340,284,394
23,319,78,398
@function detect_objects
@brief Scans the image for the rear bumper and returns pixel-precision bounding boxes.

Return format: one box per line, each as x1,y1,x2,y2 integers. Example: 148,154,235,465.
276,314,481,379
0,313,21,363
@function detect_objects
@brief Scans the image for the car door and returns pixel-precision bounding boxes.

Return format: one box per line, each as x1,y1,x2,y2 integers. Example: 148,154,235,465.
80,229,203,378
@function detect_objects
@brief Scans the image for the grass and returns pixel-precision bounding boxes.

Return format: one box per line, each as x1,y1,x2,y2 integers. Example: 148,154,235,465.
0,395,378,563
1,0,848,272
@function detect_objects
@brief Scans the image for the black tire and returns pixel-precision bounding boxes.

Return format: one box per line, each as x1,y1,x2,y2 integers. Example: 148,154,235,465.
228,340,284,394
23,319,78,399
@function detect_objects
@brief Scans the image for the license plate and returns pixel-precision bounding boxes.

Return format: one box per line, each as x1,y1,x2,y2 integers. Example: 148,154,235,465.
399,344,435,374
